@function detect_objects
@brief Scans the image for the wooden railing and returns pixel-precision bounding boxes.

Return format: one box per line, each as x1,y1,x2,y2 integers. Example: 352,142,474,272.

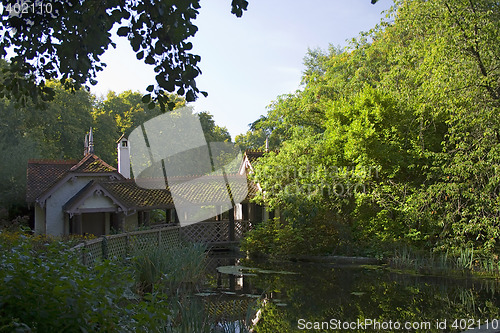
72,226,181,265
180,220,252,245
72,220,253,265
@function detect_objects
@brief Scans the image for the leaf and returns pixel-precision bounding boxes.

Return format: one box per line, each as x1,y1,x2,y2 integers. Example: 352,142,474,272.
146,85,154,92
145,55,155,65
186,90,195,102
141,94,151,103
136,51,144,60
116,26,129,37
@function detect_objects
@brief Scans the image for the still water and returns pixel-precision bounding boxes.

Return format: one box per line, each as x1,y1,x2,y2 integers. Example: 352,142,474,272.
201,253,500,332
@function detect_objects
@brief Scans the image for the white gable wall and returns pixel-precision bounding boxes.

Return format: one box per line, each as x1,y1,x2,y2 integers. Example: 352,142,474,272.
45,176,113,236
34,205,46,234
80,194,116,209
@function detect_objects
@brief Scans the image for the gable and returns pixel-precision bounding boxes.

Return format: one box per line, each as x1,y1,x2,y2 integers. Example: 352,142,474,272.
63,181,127,214
70,154,116,173
27,154,122,204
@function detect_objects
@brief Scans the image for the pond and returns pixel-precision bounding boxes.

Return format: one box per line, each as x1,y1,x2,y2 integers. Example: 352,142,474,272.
199,253,500,332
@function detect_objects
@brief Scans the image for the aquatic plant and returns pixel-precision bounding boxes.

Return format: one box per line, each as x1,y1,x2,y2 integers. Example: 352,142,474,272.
391,246,500,277
132,242,208,294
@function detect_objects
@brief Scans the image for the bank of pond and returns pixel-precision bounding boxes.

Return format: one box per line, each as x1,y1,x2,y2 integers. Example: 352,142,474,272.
0,233,499,332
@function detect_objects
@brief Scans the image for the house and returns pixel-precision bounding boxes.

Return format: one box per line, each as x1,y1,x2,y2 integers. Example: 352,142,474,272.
26,130,268,237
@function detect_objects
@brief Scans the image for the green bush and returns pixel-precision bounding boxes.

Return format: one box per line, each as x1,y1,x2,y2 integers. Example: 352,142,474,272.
241,218,340,257
0,233,169,332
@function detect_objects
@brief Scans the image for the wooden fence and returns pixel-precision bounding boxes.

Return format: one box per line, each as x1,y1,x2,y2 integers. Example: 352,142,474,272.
72,220,252,265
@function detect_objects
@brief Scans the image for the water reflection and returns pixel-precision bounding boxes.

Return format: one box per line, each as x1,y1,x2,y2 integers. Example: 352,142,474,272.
201,253,500,332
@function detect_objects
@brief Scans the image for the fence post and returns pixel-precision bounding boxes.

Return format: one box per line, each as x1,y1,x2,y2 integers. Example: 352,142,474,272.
82,241,87,266
102,235,108,260
125,233,130,256
229,207,235,241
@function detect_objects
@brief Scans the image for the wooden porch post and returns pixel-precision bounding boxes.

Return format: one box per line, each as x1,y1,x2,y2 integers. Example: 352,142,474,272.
229,206,235,241
77,214,83,234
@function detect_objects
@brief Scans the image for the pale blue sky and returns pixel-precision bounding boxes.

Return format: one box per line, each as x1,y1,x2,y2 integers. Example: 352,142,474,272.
92,1,394,139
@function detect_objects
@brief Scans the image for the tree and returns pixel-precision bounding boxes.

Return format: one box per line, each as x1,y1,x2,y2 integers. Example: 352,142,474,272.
198,111,231,143
235,128,267,151
0,1,382,110
381,0,500,255
0,0,251,109
245,0,500,257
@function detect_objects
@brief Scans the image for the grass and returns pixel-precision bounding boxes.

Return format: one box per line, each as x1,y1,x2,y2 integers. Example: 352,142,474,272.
390,246,500,278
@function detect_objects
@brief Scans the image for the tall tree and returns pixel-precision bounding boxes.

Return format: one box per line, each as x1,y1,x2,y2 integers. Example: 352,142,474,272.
0,1,382,109
247,0,500,256
0,0,250,109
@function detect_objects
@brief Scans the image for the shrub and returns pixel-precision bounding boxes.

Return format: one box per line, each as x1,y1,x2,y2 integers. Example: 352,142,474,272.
0,232,169,332
241,218,340,257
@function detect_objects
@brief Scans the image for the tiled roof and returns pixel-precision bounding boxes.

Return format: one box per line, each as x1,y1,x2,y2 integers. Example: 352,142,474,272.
26,154,117,202
28,154,259,207
64,176,259,214
99,176,258,210
245,150,265,164
100,180,175,209
168,174,253,205
26,159,77,202
69,154,116,173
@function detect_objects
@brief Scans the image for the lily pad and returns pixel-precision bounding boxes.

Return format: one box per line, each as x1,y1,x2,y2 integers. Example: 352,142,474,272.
217,265,253,275
351,291,366,296
216,265,297,276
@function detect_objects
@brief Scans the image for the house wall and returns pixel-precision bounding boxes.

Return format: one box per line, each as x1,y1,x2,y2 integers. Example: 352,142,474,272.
45,176,113,236
34,205,46,234
234,203,243,220
124,213,138,232
105,213,111,234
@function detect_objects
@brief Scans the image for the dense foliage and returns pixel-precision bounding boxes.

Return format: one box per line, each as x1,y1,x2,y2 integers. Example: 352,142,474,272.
0,0,252,109
0,69,231,216
243,0,500,258
0,233,254,332
0,232,170,332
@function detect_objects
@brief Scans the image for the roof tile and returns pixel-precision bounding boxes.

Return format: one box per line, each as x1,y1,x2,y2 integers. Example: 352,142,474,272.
26,159,76,202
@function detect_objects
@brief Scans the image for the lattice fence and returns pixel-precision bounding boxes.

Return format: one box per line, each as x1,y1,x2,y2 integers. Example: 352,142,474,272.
73,225,181,265
180,220,252,244
73,220,252,265
235,220,252,239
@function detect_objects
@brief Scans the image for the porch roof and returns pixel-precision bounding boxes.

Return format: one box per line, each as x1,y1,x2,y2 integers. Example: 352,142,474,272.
63,176,259,214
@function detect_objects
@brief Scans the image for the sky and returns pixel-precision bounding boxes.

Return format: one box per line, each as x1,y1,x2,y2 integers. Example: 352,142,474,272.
92,0,394,139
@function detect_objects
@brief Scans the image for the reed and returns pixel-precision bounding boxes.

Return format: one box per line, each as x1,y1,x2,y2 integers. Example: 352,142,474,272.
132,242,207,294
391,246,499,277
